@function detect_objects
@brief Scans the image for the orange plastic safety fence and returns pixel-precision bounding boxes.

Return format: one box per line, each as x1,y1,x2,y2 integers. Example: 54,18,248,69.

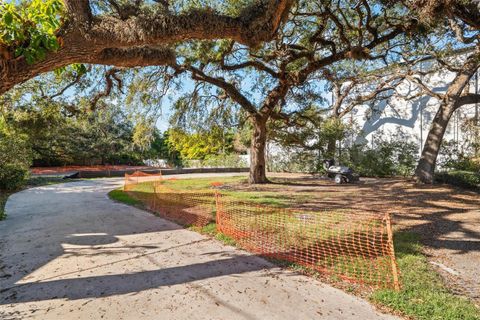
124,176,215,227
123,174,400,290
215,194,400,290
150,184,216,227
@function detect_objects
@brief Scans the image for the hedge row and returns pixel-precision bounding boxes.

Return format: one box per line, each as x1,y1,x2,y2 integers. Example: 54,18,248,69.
435,170,480,190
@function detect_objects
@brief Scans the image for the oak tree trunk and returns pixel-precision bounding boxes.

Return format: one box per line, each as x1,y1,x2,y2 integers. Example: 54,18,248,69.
415,49,480,184
415,102,456,183
326,138,336,159
249,116,269,184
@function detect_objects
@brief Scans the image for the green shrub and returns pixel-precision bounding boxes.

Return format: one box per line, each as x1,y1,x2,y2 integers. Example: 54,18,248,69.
183,154,247,168
266,137,418,176
438,140,480,172
348,144,396,177
0,118,32,191
0,164,29,191
435,170,480,190
343,139,418,177
267,150,320,173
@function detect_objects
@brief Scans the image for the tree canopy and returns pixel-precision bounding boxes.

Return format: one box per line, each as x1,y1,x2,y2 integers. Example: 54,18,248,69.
1,0,479,185
132,0,420,182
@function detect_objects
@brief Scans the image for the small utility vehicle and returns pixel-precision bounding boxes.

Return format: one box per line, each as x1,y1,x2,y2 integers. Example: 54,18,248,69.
323,159,360,184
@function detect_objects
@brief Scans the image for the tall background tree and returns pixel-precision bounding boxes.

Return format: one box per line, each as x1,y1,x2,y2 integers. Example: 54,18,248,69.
409,0,480,183
0,67,166,168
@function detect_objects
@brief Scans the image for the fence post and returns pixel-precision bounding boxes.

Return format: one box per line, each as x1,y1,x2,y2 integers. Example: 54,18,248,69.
123,174,128,192
385,212,401,291
152,183,157,211
214,191,222,232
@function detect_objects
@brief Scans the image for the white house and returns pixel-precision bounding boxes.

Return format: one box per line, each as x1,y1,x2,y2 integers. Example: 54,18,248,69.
352,63,479,156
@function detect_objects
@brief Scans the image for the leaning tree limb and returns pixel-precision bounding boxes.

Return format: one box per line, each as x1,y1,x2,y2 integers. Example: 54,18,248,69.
0,0,294,96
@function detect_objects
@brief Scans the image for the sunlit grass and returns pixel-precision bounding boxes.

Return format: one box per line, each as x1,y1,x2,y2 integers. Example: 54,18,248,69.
223,191,291,206
129,176,299,207
108,189,143,206
160,176,246,190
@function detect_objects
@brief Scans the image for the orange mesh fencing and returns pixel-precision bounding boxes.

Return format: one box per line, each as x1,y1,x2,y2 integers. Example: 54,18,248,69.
124,176,215,227
122,174,400,290
150,184,216,227
215,194,400,290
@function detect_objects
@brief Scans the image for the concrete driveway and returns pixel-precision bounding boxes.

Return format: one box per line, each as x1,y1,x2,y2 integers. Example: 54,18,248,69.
0,176,398,320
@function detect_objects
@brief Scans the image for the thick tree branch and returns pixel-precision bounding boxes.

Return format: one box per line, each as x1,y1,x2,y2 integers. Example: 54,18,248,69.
89,68,123,111
259,80,290,116
456,93,480,107
49,72,84,99
63,0,93,27
448,18,478,44
0,0,293,96
72,0,293,47
221,59,279,78
182,65,259,116
406,74,445,100
96,47,176,67
444,48,480,100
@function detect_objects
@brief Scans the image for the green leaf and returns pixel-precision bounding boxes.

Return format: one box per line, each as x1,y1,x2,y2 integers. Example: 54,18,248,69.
14,47,24,58
35,47,46,60
0,0,65,63
54,66,66,76
25,52,35,65
3,12,13,25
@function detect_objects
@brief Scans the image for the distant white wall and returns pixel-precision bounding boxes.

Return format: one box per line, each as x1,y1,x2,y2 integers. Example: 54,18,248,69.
351,63,479,156
267,59,479,162
143,159,169,167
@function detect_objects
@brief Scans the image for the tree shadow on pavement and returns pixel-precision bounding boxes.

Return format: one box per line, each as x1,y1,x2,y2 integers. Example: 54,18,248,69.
0,180,276,308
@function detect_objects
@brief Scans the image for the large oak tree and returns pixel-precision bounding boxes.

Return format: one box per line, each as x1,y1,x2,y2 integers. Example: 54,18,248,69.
151,0,416,183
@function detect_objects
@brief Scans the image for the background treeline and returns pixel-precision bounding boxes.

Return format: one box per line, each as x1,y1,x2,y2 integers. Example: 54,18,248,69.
2,96,478,191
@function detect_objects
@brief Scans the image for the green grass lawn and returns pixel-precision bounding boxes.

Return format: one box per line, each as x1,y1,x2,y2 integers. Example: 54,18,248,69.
157,176,306,206
109,189,143,206
112,176,480,320
158,176,244,190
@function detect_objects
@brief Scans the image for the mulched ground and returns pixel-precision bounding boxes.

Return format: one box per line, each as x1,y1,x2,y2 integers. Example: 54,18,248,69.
227,173,480,304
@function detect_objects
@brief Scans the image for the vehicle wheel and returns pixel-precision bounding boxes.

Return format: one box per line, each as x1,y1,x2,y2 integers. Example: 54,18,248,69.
334,174,343,184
